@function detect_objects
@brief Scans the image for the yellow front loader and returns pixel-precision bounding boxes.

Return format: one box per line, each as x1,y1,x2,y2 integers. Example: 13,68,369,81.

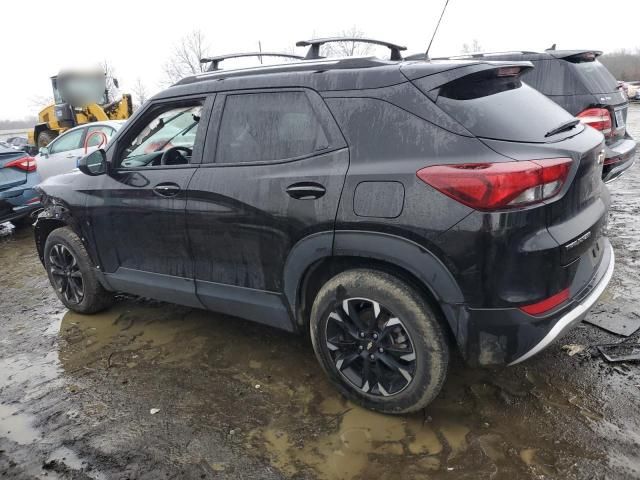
29,72,133,148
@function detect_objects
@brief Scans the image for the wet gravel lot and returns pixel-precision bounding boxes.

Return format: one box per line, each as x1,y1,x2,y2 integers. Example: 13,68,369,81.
1,105,639,479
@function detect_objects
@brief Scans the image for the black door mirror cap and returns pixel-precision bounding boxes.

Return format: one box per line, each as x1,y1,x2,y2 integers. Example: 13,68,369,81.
78,149,108,176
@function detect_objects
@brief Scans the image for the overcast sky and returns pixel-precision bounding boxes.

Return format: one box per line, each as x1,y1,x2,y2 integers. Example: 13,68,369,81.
2,0,638,120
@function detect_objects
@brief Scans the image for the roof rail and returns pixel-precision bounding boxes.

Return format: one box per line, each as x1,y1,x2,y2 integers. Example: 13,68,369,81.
296,37,407,61
431,50,539,60
199,52,304,72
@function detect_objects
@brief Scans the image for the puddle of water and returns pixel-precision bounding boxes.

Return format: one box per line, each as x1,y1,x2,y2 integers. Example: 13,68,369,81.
255,398,466,480
54,298,616,479
0,403,40,444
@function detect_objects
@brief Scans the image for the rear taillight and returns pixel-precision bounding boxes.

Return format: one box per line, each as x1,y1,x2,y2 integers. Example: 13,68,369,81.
5,156,36,172
519,288,570,316
416,158,572,211
577,108,612,137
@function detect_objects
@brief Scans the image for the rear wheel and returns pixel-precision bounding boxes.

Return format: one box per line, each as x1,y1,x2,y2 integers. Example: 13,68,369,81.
37,130,57,148
44,227,113,314
310,269,449,414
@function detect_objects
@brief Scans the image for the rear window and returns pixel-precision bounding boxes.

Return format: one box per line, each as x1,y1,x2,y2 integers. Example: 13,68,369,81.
0,144,15,154
569,59,618,94
428,72,579,143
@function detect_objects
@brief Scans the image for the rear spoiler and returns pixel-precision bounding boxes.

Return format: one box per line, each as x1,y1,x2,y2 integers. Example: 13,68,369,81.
401,61,533,98
546,49,603,62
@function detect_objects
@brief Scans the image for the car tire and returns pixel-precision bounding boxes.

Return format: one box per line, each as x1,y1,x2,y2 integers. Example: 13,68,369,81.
44,227,114,314
310,269,449,414
37,130,57,148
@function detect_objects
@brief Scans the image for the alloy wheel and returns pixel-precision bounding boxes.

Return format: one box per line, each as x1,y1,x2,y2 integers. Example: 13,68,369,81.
49,243,84,304
325,297,417,397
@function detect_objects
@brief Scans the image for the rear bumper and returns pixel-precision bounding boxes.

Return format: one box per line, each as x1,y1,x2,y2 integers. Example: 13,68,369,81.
459,238,614,366
508,240,614,365
603,137,636,183
0,187,40,223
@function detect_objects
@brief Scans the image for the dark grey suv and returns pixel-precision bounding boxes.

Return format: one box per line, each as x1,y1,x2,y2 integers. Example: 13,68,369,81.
34,39,614,414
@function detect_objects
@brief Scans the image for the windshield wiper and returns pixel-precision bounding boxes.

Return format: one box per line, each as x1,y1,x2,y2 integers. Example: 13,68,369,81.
545,118,580,138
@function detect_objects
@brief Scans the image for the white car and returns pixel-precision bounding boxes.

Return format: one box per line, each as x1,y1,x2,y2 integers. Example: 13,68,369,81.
36,121,124,181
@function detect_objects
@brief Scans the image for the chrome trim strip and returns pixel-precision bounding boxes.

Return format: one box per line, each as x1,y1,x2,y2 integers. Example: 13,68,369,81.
508,243,615,366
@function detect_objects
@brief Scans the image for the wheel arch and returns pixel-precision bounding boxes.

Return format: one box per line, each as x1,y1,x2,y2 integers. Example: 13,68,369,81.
283,231,464,340
34,204,90,266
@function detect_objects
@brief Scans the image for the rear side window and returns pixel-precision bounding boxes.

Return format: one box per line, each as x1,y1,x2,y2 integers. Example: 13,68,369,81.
216,92,329,164
569,60,618,94
429,72,578,143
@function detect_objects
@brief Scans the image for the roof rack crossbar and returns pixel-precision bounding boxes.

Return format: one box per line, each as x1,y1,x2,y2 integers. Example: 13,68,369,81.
200,52,304,71
296,37,407,61
432,50,539,60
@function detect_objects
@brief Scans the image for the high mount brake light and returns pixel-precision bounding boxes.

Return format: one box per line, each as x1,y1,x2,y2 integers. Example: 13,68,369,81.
416,158,572,211
4,156,36,172
496,67,521,77
577,108,612,137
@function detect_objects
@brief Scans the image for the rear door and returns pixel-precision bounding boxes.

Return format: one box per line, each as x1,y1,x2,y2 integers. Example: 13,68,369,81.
574,62,628,138
186,89,348,329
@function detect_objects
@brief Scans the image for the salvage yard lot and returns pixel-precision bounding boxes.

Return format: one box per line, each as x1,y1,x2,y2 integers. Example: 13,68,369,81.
0,105,639,479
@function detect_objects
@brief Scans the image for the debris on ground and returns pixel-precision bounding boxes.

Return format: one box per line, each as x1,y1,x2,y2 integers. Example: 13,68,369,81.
584,311,640,336
150,408,160,415
562,344,586,356
597,343,640,362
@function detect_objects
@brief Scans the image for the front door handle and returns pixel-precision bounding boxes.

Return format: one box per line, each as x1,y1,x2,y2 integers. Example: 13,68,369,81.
153,182,181,197
286,182,326,200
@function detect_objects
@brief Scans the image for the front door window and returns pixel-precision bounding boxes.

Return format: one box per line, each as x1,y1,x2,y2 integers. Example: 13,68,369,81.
119,104,203,168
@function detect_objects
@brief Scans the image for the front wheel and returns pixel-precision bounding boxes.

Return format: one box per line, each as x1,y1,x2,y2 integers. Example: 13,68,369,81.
44,227,114,314
37,130,57,148
310,269,449,414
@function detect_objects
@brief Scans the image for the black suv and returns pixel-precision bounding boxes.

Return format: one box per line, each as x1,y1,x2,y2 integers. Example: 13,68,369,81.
432,49,637,182
35,39,614,414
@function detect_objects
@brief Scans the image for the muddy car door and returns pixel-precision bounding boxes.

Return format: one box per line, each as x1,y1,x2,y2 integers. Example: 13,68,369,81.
85,96,214,308
185,89,348,330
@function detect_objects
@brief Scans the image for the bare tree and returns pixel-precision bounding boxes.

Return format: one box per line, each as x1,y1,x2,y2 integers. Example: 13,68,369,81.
132,77,149,109
29,94,54,112
163,30,211,85
101,60,120,101
461,39,483,54
321,26,374,58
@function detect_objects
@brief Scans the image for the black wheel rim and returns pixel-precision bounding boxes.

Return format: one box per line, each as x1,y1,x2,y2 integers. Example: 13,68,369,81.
49,243,84,304
325,297,417,397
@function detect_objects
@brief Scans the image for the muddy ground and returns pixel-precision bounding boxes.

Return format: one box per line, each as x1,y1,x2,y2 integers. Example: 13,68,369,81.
1,106,639,480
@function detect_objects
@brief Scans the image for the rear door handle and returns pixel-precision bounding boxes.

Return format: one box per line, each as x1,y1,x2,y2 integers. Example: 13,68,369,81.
153,182,181,197
286,182,326,200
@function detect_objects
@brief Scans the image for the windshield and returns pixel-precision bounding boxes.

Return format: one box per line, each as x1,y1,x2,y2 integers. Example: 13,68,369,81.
125,106,202,159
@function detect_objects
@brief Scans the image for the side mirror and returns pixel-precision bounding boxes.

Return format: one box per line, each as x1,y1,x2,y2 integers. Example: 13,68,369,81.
78,149,107,176
39,147,49,157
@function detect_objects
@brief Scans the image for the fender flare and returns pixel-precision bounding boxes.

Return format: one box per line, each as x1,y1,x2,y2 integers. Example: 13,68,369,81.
283,230,464,333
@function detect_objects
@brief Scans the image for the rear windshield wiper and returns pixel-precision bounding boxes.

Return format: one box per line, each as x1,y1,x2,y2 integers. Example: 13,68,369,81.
545,118,580,138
